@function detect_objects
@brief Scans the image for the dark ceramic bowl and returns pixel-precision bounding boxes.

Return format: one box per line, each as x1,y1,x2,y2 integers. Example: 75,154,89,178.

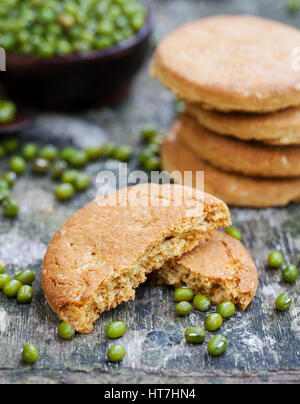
0,4,152,110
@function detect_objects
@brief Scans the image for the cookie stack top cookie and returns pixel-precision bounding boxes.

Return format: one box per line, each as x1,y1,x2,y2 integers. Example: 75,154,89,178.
151,16,300,207
151,15,300,113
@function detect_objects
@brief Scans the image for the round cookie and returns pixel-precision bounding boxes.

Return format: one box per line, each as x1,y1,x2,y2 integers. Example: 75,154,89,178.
179,113,300,178
187,104,300,146
151,16,300,112
153,230,258,310
162,122,300,208
42,183,230,333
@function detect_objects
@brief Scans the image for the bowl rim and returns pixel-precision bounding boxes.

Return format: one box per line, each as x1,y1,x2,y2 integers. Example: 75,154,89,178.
6,0,153,67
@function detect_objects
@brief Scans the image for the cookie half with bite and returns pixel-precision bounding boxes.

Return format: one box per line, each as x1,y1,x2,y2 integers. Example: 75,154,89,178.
42,183,230,333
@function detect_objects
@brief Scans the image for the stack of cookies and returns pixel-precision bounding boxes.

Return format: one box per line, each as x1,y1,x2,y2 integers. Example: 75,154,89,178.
150,15,300,208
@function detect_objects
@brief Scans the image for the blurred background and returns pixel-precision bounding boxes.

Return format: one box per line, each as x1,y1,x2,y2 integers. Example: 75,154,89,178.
0,0,299,385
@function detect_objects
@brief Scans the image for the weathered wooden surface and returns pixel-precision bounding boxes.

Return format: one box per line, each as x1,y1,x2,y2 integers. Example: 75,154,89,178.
0,0,300,384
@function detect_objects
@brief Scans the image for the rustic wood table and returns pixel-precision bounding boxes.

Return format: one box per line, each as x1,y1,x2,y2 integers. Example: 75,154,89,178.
0,0,299,384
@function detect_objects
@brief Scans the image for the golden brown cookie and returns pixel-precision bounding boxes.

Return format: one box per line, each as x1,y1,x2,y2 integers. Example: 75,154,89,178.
150,16,300,112
42,183,230,333
178,113,300,178
152,231,258,310
187,104,300,146
162,122,300,208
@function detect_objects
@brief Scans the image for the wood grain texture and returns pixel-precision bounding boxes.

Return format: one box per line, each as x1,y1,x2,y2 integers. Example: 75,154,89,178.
0,0,299,384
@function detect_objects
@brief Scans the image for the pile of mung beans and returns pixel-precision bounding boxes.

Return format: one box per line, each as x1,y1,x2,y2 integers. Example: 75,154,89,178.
0,124,164,218
0,0,147,57
228,228,297,310
0,136,137,217
0,263,35,304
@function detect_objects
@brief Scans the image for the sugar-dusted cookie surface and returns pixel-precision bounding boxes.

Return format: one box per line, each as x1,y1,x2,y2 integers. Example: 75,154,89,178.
153,231,258,310
151,16,300,112
42,183,230,333
178,113,300,178
187,104,300,146
162,122,300,208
